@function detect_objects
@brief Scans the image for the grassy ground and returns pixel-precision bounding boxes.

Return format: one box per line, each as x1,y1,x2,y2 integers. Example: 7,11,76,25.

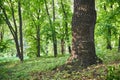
0,51,120,80
0,55,69,80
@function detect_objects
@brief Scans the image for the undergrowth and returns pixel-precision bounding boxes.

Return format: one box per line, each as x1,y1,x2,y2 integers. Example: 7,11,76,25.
0,55,69,80
0,50,120,80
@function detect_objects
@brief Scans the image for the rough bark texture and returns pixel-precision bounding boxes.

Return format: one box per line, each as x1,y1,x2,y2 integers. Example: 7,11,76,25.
67,0,101,67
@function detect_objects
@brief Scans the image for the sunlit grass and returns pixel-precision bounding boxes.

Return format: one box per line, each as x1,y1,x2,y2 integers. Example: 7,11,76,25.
0,50,120,80
96,48,120,64
0,55,69,80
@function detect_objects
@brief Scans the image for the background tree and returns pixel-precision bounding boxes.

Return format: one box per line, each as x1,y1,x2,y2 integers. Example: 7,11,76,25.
60,0,72,54
118,36,120,52
52,0,58,57
96,0,120,53
23,0,45,57
44,0,58,57
0,0,23,61
0,11,4,42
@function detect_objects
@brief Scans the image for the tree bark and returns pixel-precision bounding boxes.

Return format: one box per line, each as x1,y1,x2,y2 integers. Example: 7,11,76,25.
29,12,41,57
118,35,120,52
61,38,65,55
10,0,20,57
104,5,112,50
0,4,24,61
67,0,101,67
0,27,4,42
36,25,40,57
52,0,58,57
36,10,40,57
106,27,112,50
61,0,71,54
45,39,49,55
44,0,57,57
18,0,23,61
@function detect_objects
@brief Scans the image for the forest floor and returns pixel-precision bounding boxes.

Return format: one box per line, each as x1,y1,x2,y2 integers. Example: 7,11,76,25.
32,60,120,80
0,52,120,80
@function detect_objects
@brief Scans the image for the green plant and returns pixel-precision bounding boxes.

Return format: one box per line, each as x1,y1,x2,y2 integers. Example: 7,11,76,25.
106,65,120,80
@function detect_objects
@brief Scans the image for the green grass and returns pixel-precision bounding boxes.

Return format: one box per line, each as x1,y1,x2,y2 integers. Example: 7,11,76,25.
0,55,69,80
96,49,120,64
0,50,120,80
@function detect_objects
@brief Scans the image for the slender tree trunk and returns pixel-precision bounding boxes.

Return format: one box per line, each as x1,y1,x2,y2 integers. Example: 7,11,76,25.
61,0,71,54
104,4,112,50
106,27,112,50
0,27,4,42
61,38,65,55
10,0,19,57
68,46,71,54
14,35,21,58
0,4,23,61
67,0,101,68
36,25,40,57
45,35,49,55
36,8,41,57
18,0,23,61
52,0,57,57
53,38,57,57
118,35,120,52
44,0,57,57
30,13,41,57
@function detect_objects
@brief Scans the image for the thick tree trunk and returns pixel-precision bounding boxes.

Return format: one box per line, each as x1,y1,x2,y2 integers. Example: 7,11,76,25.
67,0,101,67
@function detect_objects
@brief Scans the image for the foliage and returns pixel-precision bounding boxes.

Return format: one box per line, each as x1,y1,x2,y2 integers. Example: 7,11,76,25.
106,65,120,80
0,0,120,79
0,0,119,58
0,39,13,53
95,0,120,50
96,49,120,63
